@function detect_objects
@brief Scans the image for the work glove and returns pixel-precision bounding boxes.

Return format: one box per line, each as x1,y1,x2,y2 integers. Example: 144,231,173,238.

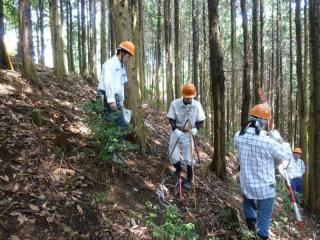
174,129,184,138
191,128,198,136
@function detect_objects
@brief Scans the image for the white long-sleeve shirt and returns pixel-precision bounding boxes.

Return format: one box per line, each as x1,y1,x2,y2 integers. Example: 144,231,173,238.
97,55,128,105
286,158,305,180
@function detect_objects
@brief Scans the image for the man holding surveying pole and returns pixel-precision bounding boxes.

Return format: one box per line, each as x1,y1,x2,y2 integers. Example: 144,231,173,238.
167,83,206,189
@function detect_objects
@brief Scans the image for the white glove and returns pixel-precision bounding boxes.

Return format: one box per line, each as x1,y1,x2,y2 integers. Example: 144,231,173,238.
174,129,184,138
191,128,198,136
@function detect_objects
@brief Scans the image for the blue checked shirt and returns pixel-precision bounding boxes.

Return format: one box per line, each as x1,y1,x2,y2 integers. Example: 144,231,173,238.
234,128,288,199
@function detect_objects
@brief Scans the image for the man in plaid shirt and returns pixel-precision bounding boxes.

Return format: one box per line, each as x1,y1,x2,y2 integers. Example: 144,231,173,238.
234,104,288,240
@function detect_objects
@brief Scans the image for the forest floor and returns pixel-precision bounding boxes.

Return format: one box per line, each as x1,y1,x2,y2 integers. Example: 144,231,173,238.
0,62,319,240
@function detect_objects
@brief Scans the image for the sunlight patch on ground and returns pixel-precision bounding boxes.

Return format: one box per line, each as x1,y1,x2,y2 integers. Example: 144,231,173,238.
0,83,16,94
68,122,91,135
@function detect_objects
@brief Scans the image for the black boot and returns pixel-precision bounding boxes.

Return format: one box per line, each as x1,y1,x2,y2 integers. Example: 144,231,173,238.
245,218,257,232
173,162,182,178
183,165,193,189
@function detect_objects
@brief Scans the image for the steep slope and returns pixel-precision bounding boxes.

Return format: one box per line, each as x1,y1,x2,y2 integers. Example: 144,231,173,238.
0,64,319,239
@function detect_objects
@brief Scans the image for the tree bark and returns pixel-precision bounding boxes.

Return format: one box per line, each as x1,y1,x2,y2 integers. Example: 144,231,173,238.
101,0,107,67
309,0,320,215
77,0,82,72
208,0,226,180
252,0,259,104
174,0,181,99
260,0,264,87
19,0,37,84
240,0,250,128
230,0,236,133
192,0,199,96
164,0,173,110
39,0,45,65
155,0,161,108
295,0,308,182
49,0,67,76
289,0,294,146
81,0,87,76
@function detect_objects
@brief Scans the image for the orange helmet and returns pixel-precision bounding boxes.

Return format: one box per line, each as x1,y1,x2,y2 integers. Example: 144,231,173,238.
293,147,302,154
181,83,197,98
249,104,271,120
117,41,135,56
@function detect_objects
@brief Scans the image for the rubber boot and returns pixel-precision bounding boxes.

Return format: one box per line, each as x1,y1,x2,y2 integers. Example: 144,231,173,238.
245,218,257,232
173,162,182,179
183,165,193,189
257,233,269,240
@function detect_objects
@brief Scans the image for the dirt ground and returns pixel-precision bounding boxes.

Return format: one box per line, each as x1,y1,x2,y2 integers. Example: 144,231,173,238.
0,63,319,239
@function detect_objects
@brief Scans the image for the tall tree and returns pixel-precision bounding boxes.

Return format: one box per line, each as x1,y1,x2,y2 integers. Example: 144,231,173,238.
108,0,114,56
39,0,45,65
289,0,294,145
230,0,236,132
19,0,37,83
77,0,82,72
252,0,259,104
208,0,226,180
80,0,87,76
112,0,146,156
174,0,181,99
192,0,199,94
138,0,145,101
164,0,173,109
0,0,8,69
259,0,264,87
66,0,75,72
155,0,161,108
100,0,107,67
49,0,66,76
295,0,308,175
309,0,320,215
88,0,97,82
240,0,250,128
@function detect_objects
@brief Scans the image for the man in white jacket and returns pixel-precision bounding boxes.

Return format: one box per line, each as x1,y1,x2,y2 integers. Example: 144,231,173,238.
97,41,135,127
97,41,135,163
286,148,305,194
167,83,206,189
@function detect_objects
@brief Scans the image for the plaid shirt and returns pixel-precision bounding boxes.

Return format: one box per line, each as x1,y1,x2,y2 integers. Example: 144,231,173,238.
286,158,305,180
234,128,287,199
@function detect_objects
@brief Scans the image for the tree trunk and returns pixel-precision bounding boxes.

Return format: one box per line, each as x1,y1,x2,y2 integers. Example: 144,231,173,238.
230,0,236,133
309,0,320,215
208,0,226,180
260,0,264,87
295,0,308,183
252,0,259,104
101,0,107,67
112,0,146,156
138,0,145,101
77,1,82,72
0,0,9,69
274,0,281,130
192,0,199,95
240,0,250,128
203,0,210,135
155,0,161,108
289,0,294,146
39,0,45,65
108,0,114,57
81,0,87,76
88,0,97,82
164,0,173,110
49,0,67,76
19,0,37,84
174,0,181,99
